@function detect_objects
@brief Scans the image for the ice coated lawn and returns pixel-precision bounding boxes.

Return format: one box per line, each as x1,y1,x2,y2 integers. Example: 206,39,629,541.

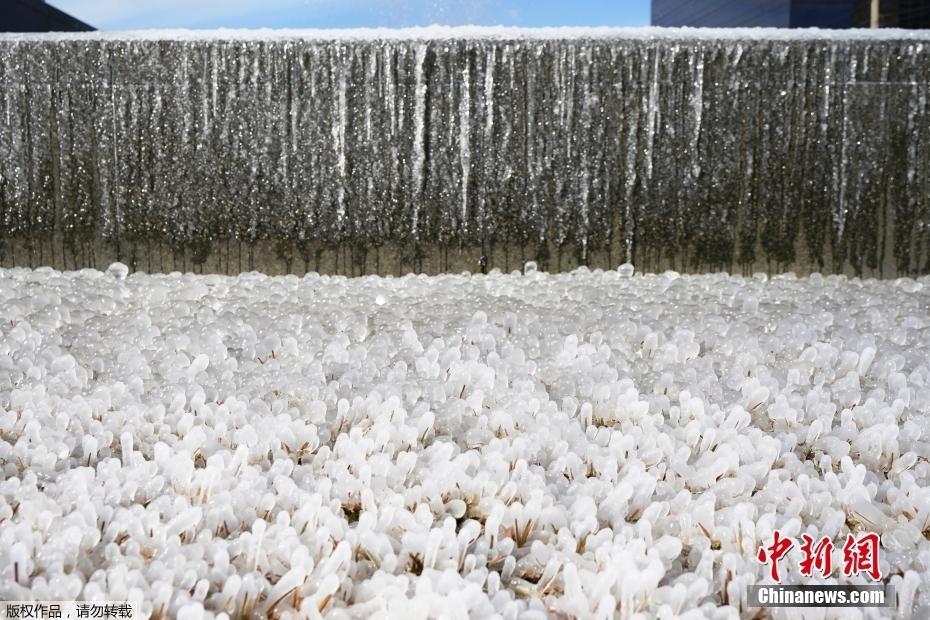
0,264,928,619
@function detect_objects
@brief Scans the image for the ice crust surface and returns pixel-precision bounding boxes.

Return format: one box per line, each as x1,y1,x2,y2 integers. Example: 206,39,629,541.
3,26,930,42
1,264,929,619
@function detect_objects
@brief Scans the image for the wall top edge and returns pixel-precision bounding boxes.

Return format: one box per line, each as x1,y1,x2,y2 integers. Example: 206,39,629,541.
2,26,930,44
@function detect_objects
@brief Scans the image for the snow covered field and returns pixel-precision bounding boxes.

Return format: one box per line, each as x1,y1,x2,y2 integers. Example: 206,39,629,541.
0,264,928,619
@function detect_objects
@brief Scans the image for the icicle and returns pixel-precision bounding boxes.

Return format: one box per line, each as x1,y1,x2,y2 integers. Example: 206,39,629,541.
644,45,660,182
0,33,926,276
460,54,471,231
333,47,348,229
835,49,856,242
411,42,428,240
690,46,704,180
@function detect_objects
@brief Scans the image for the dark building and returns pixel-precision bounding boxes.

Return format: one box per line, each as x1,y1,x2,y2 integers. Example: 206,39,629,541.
884,0,930,27
652,0,930,28
3,0,94,32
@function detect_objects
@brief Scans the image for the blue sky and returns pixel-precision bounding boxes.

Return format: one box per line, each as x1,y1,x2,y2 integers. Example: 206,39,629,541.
48,0,652,31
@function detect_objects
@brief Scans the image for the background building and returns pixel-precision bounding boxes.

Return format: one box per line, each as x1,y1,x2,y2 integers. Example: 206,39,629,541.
652,0,930,28
3,0,93,32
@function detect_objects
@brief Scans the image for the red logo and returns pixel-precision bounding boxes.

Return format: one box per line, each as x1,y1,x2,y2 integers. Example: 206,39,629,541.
756,530,794,583
842,533,882,581
799,534,835,578
757,531,882,583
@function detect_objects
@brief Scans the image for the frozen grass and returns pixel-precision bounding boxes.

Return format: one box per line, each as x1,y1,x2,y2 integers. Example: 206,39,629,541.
0,264,928,619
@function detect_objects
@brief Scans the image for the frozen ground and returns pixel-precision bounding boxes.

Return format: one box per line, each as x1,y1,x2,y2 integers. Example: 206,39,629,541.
0,264,929,619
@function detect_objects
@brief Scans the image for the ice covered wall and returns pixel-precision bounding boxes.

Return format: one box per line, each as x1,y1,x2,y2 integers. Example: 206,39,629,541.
0,28,928,276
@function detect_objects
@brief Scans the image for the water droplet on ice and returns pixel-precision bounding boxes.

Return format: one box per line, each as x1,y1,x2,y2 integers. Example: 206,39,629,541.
618,263,635,278
106,262,129,281
375,294,386,306
741,295,759,315
523,261,538,275
895,278,922,293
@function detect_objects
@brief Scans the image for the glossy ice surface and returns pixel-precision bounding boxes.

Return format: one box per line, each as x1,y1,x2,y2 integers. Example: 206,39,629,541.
1,28,929,276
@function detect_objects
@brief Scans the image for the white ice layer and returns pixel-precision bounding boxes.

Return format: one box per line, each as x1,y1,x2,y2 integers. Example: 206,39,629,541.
3,26,930,42
0,265,929,619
